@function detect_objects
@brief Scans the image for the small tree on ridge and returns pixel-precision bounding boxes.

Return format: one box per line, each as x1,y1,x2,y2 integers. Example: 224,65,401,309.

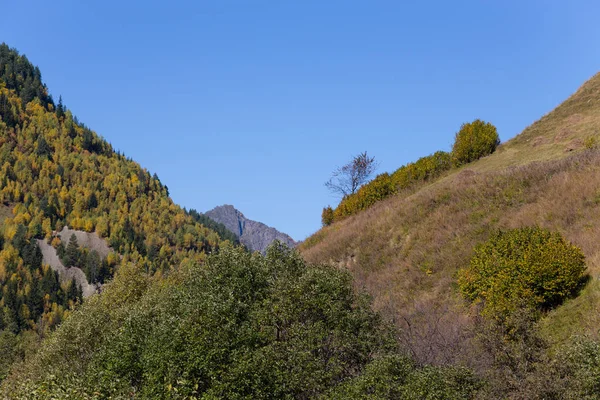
325,151,378,198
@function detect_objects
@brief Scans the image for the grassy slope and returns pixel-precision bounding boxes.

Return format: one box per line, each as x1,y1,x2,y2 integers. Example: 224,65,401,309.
300,72,600,358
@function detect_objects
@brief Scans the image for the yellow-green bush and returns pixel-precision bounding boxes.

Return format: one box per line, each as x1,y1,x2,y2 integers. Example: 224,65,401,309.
457,227,586,319
451,119,500,167
584,135,598,150
391,151,452,190
321,206,334,226
333,173,395,220
327,152,452,224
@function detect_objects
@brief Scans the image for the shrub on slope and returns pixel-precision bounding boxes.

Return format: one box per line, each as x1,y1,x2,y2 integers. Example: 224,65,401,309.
322,119,501,226
451,119,500,167
457,227,586,319
324,151,452,225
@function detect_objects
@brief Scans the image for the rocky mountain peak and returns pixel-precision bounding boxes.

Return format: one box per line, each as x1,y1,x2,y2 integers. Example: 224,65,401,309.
205,205,296,253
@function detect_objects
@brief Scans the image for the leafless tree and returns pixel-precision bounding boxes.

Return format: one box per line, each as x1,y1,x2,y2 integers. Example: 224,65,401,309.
325,151,378,198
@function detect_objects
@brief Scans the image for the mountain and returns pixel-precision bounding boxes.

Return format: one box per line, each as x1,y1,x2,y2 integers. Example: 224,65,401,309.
205,204,296,253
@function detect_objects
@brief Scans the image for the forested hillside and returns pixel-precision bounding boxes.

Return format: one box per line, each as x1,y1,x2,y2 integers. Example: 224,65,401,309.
0,43,233,379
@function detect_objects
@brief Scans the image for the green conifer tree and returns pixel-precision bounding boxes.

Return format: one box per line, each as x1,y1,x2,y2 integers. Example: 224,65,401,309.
64,234,80,268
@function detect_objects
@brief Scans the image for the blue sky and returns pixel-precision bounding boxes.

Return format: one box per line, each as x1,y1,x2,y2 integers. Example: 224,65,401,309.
2,1,599,240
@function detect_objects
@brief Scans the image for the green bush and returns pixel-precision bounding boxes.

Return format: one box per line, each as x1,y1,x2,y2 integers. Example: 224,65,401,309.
4,245,395,398
0,331,18,382
451,119,500,167
327,354,479,400
4,244,483,399
457,227,586,319
555,336,600,397
334,172,396,220
321,206,334,226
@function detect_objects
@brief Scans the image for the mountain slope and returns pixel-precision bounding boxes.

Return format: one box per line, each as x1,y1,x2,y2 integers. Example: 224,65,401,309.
206,204,296,253
301,72,600,362
472,72,600,172
0,43,230,358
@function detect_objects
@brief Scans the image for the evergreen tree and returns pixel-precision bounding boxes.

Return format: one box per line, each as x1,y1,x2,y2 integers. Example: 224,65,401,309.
97,259,108,284
22,240,42,270
86,192,98,210
36,136,51,157
56,95,64,119
0,92,16,127
56,241,66,260
85,250,101,284
26,274,43,321
66,278,80,304
40,269,60,304
11,224,27,254
64,234,80,268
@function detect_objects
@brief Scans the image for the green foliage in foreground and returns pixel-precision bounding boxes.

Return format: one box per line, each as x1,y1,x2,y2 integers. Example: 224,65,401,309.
327,355,478,400
457,227,587,319
451,119,500,167
2,244,479,399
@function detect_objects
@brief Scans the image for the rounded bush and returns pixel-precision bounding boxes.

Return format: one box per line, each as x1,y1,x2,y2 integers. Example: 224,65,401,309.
457,227,586,318
451,119,500,167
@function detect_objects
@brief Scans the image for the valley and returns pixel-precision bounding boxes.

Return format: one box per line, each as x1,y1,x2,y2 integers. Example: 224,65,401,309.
0,24,600,399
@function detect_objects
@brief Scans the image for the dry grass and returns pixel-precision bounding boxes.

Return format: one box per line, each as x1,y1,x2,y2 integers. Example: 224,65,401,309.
473,72,600,172
303,150,600,361
300,72,600,362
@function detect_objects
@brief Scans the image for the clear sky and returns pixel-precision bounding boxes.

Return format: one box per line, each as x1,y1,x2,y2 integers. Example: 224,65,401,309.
1,1,599,240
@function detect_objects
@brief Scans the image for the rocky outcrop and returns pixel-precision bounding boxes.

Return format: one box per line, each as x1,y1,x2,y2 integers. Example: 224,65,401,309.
58,226,112,258
37,239,97,298
205,205,296,253
37,226,114,298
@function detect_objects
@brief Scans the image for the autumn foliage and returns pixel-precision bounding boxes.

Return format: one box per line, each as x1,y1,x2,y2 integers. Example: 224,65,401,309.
0,44,230,340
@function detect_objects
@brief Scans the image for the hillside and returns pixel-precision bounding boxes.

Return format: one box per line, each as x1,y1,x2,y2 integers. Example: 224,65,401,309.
0,43,234,379
206,204,296,253
301,73,600,365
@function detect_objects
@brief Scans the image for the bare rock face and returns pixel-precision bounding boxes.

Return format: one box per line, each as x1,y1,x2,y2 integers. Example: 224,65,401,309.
58,226,112,258
205,205,296,253
36,239,97,298
37,226,114,298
